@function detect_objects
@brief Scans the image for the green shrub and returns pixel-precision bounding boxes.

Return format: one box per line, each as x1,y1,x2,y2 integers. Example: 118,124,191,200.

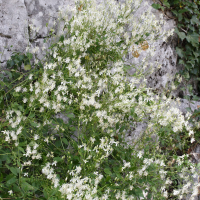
0,0,199,199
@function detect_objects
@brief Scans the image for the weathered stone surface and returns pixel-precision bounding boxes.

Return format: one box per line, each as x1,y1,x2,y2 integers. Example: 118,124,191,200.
0,0,178,94
0,0,29,67
122,0,178,95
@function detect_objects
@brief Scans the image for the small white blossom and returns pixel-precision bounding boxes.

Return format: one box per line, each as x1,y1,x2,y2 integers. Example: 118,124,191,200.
191,137,195,143
15,86,21,92
34,134,39,140
24,172,28,177
23,97,28,103
137,151,144,158
29,74,33,80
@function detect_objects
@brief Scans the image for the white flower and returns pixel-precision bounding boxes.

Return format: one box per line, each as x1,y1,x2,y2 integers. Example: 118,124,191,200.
130,185,133,190
165,178,172,185
8,190,13,195
29,74,33,80
22,88,27,92
24,172,28,177
137,151,144,158
83,159,88,164
23,97,28,103
50,135,55,140
34,134,39,140
15,86,21,92
160,160,166,167
15,142,19,146
173,189,180,196
35,153,42,160
75,166,82,174
33,143,39,149
40,107,44,112
52,161,57,166
191,137,195,143
189,130,194,136
23,161,31,166
44,137,49,143
163,191,168,198
143,171,148,176
90,137,95,143
65,57,70,63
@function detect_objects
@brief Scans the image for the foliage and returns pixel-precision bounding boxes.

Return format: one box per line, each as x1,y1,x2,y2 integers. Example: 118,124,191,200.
151,0,200,98
151,0,200,145
0,0,199,199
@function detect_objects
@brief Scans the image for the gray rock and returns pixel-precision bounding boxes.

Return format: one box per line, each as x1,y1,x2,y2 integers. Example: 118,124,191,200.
0,0,28,67
0,0,180,96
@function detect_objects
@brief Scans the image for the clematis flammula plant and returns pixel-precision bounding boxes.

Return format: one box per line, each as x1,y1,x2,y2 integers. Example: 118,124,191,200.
2,0,200,199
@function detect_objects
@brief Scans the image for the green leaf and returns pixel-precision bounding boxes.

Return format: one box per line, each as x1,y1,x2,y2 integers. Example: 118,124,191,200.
119,126,126,133
187,84,193,93
62,138,68,145
178,13,183,21
186,33,199,47
7,60,15,68
177,31,186,41
176,47,184,58
59,35,64,43
191,68,199,75
197,163,200,169
179,8,189,14
178,59,185,65
53,157,62,162
29,113,35,118
186,107,192,112
30,122,38,127
116,122,120,130
55,140,61,148
152,186,157,193
193,51,199,58
184,64,191,71
135,188,144,198
116,173,122,179
191,15,199,25
7,166,20,176
4,70,12,79
193,95,200,101
24,65,31,71
0,174,3,182
66,113,74,118
26,52,33,60
104,168,112,175
18,147,25,153
163,1,170,8
7,176,17,185
151,3,162,10
21,181,35,191
172,10,178,16
113,167,121,172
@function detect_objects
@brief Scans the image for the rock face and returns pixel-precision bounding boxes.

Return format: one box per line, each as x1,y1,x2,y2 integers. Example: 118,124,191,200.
0,0,178,93
1,0,200,199
0,0,28,66
0,0,185,96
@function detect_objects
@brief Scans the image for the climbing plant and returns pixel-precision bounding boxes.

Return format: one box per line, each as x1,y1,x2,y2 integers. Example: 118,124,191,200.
152,0,200,101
